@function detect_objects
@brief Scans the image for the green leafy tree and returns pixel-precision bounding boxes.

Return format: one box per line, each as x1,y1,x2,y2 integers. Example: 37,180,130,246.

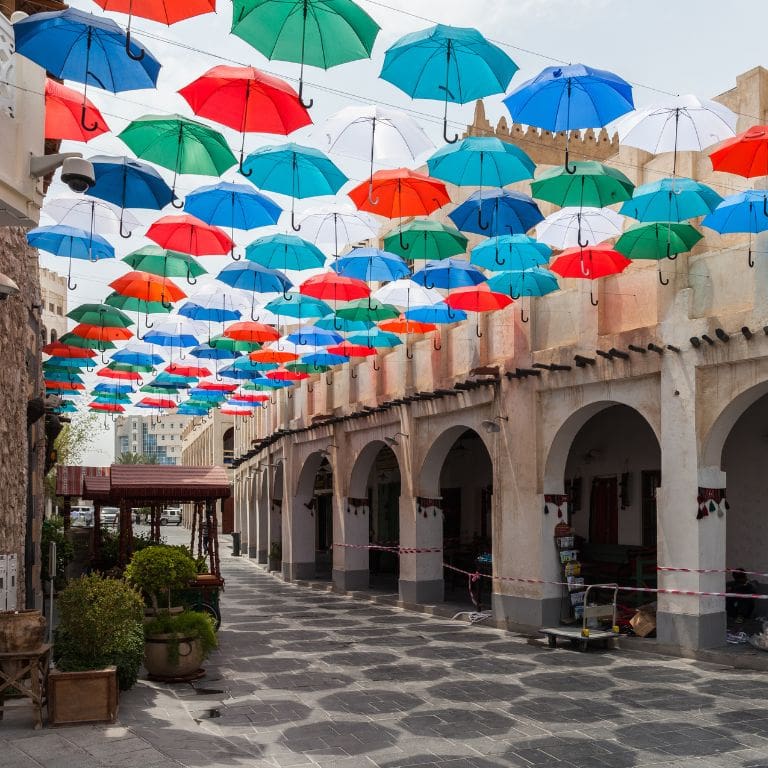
115,452,159,464
44,413,103,500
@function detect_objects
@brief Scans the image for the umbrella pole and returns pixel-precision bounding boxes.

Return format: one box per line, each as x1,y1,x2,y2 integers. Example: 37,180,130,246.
291,155,301,231
398,181,409,251
171,124,185,208
477,154,488,230
748,204,755,268
119,166,132,238
67,238,77,291
672,107,680,177
368,118,379,205
297,0,314,109
80,29,99,133
333,213,339,258
239,81,253,176
442,41,459,144
564,79,577,174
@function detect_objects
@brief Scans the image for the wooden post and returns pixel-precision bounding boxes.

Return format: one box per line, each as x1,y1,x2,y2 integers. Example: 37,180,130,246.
118,499,131,568
62,496,71,532
196,502,204,559
189,502,198,556
206,499,220,578
92,503,102,565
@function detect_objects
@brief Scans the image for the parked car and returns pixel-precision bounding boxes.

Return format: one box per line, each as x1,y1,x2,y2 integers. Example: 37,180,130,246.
70,506,93,527
159,508,182,526
100,507,119,527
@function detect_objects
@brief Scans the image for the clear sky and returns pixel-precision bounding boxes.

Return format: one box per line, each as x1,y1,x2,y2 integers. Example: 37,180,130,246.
47,0,766,465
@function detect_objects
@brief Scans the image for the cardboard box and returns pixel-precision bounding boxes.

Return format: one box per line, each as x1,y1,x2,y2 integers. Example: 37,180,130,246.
630,605,657,637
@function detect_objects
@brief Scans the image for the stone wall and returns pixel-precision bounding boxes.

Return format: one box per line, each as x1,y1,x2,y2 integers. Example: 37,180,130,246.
0,225,44,609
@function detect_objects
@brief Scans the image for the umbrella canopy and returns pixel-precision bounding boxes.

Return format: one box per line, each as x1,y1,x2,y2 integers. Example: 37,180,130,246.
72,323,133,342
379,315,436,334
110,271,186,305
184,182,282,238
504,63,633,170
27,224,114,290
67,303,133,328
427,137,535,187
405,302,467,325
44,78,108,141
217,261,293,300
297,204,379,256
231,0,380,107
449,188,543,236
225,321,281,343
147,214,235,256
326,341,376,357
702,190,768,234
143,317,205,348
709,125,768,178
93,0,215,24
118,114,237,201
531,162,635,208
178,288,245,323
179,65,312,169
42,341,96,358
246,233,325,271
616,222,702,260
241,143,348,230
112,343,165,367
470,234,551,271
300,352,348,368
536,206,625,249
550,243,631,304
315,315,373,333
335,298,400,323
250,348,299,364
613,94,737,173
190,343,241,361
123,246,206,284
105,291,172,316
265,293,331,320
445,283,512,312
59,331,116,350
348,327,402,348
87,155,175,221
381,24,518,143
42,195,140,237
412,258,487,290
210,333,262,352
300,272,370,302
332,248,410,282
620,178,723,222
383,220,467,261
487,267,560,298
286,325,343,347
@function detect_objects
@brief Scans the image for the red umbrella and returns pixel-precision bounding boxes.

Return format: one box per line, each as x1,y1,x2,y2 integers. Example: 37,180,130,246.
220,406,254,416
550,244,631,306
224,321,280,343
166,362,211,378
147,214,234,257
230,392,269,403
72,323,133,342
710,125,768,178
93,0,215,25
266,368,309,381
379,315,436,334
198,381,238,392
445,284,513,313
97,367,142,381
326,341,375,357
179,65,312,172
139,396,177,409
45,380,85,391
250,348,299,364
90,402,125,413
44,79,109,142
300,273,370,302
42,340,96,358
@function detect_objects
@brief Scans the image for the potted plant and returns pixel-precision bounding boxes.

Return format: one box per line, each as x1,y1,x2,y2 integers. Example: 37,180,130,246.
124,544,198,615
142,610,217,680
49,573,144,725
268,541,282,572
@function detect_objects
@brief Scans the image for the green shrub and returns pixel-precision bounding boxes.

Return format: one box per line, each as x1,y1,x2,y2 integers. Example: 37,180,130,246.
125,545,197,611
41,517,74,590
94,528,158,574
144,610,217,665
54,574,145,691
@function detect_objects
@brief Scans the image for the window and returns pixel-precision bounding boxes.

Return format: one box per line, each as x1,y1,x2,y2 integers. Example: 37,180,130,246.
50,329,57,343
56,305,63,316
48,302,54,313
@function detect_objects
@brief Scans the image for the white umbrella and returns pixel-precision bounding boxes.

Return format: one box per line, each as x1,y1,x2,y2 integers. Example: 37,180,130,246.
42,194,140,237
612,94,737,173
536,207,625,249
298,203,380,256
322,105,434,203
373,278,443,309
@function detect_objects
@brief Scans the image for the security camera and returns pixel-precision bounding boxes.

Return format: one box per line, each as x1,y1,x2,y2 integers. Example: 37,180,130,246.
0,271,19,300
61,157,95,193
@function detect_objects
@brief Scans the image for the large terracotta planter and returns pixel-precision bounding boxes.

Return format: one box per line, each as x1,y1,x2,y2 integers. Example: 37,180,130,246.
48,667,118,725
0,610,45,652
144,634,204,681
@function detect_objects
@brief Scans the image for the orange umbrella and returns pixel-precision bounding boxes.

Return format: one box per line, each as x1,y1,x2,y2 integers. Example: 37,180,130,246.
349,168,450,217
45,380,84,391
224,321,280,343
266,368,309,381
249,348,299,364
109,271,186,305
72,323,133,342
45,79,109,142
42,340,96,358
379,315,437,334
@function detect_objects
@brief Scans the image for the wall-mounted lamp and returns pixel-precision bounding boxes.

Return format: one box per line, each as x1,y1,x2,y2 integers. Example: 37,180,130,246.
385,432,408,447
0,272,19,301
481,416,509,433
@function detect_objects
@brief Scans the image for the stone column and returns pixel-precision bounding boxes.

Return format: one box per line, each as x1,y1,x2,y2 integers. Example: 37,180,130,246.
253,473,267,562
398,495,444,604
332,496,369,591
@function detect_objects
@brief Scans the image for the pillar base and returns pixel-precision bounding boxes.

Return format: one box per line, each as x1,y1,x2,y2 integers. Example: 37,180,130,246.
399,578,443,605
253,548,267,564
492,593,561,630
333,568,369,591
656,610,726,650
282,561,314,581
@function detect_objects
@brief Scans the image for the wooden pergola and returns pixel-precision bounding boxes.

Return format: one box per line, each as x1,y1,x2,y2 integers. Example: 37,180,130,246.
81,465,231,576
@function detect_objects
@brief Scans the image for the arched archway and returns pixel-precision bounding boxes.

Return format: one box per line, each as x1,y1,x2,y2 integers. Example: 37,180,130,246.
547,403,661,622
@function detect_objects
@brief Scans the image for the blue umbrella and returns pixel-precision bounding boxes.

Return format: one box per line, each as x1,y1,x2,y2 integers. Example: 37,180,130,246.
301,352,349,369
44,356,93,369
449,188,543,236
620,178,723,223
703,190,768,268
184,182,282,256
487,267,560,298
412,258,487,290
470,234,551,271
186,389,227,401
286,325,343,347
143,324,201,350
217,262,293,318
189,343,241,361
381,24,518,143
332,247,410,282
177,403,210,415
88,155,174,237
27,224,114,291
93,383,134,394
241,143,348,230
14,9,160,135
427,137,535,188
246,233,326,271
219,359,276,380
111,348,164,367
405,302,467,325
503,63,633,172
150,373,192,388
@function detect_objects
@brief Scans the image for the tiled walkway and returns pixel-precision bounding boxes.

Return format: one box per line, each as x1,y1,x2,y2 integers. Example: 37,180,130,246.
4,547,768,767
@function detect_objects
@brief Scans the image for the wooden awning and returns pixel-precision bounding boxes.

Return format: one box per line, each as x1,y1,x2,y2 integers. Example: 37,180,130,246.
107,465,231,504
55,465,110,497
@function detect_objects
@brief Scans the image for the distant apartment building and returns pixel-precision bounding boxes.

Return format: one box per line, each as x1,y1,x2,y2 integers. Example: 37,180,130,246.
114,414,189,465
39,267,66,344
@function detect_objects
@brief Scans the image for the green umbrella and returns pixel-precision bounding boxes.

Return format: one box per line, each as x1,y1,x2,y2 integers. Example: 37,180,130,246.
336,298,399,323
122,245,207,286
59,331,116,351
106,362,155,374
231,0,380,108
209,334,261,353
104,291,173,316
118,115,237,204
384,219,468,261
89,391,132,403
285,361,330,374
67,303,133,328
141,384,180,394
616,221,702,285
531,161,634,209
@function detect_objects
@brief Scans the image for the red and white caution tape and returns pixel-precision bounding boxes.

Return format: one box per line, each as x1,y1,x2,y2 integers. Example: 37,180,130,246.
658,565,768,579
334,542,443,554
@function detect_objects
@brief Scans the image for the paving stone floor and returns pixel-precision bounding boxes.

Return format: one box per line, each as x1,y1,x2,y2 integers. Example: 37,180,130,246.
3,540,768,767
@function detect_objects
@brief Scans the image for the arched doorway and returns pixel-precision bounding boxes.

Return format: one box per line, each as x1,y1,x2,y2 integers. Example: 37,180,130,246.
270,461,284,571
560,404,661,617
421,426,494,606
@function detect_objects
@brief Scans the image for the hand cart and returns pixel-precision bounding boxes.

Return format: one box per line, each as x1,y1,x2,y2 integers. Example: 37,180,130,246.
176,574,224,631
540,584,620,652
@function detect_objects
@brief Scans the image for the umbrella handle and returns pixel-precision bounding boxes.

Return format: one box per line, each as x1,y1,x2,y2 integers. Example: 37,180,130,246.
186,268,197,286
577,223,589,249
171,197,184,210
475,322,483,338
161,300,173,310
367,180,379,206
433,334,441,351
590,289,599,306
350,366,357,379
287,389,293,399
333,316,343,331
215,370,223,382
658,267,670,286
67,274,78,291
250,304,259,322
510,289,520,300
477,208,490,231
326,371,333,386
298,79,313,110
80,103,99,133
125,29,146,61
398,229,410,252
446,306,455,320
748,248,755,269
307,381,314,393
270,394,277,405
119,216,132,240
494,250,505,267
520,305,529,323
291,209,301,232
145,315,154,329
405,345,414,359
372,358,380,371
564,145,577,175
763,195,768,219
231,250,242,262
101,349,108,364
239,151,253,178
666,240,677,260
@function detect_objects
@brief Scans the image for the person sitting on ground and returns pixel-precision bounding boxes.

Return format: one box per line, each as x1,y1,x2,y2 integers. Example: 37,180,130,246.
727,568,756,624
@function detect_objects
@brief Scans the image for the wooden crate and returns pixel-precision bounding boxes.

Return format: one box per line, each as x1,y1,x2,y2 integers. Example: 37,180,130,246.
47,667,118,725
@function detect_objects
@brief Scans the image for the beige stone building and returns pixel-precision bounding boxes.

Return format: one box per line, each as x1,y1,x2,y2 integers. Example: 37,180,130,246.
39,266,66,345
228,66,768,652
114,414,189,465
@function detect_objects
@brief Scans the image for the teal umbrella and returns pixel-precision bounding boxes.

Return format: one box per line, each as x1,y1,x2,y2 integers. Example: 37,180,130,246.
265,292,331,320
470,234,551,271
246,233,326,271
620,178,723,223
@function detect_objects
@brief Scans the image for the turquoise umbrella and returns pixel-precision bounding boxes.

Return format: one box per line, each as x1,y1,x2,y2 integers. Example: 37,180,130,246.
265,292,331,320
240,143,347,230
620,178,722,223
246,233,326,271
470,235,551,271
348,327,402,348
487,267,560,298
380,24,518,144
316,314,373,333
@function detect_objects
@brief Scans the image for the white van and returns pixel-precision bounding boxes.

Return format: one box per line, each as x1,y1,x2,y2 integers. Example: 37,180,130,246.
159,508,182,526
71,506,93,526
